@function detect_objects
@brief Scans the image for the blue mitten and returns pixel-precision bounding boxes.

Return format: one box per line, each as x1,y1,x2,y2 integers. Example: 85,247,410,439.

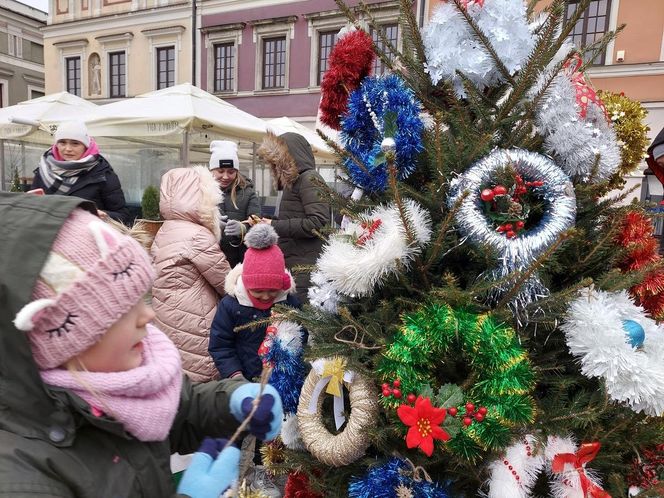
229,383,283,441
176,438,240,498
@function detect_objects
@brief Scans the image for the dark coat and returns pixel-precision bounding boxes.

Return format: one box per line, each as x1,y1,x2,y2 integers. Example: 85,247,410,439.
0,193,245,498
32,155,130,224
646,127,664,185
209,265,301,380
220,180,261,267
257,132,331,301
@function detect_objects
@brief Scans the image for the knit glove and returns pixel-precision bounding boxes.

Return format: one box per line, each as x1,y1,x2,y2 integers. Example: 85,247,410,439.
176,438,240,498
229,383,283,441
219,214,229,232
224,219,243,238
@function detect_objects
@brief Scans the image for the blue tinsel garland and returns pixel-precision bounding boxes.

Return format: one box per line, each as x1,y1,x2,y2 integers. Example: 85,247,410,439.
261,332,306,415
340,75,424,193
348,458,451,498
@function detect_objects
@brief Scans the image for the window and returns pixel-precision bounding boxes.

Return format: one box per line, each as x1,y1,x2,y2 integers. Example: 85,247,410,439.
214,42,234,92
0,83,3,107
8,33,22,58
109,51,126,97
372,23,399,75
262,36,286,89
566,0,612,64
317,30,338,85
156,46,175,89
30,90,44,99
66,57,81,96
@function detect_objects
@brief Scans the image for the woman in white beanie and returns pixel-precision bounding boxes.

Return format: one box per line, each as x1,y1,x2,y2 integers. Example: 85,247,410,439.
209,140,261,267
31,120,129,223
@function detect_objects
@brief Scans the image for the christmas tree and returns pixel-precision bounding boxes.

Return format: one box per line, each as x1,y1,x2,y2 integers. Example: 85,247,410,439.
257,1,664,496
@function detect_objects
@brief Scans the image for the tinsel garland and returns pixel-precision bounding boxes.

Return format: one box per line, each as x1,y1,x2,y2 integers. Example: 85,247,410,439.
348,458,450,498
615,210,664,319
377,303,536,461
627,443,664,492
284,471,323,498
341,74,424,192
423,0,534,97
534,72,621,183
560,288,664,416
597,90,650,176
319,28,375,130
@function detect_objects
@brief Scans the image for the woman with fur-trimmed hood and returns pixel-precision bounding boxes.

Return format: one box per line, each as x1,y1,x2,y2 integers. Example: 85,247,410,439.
151,166,230,382
256,132,330,302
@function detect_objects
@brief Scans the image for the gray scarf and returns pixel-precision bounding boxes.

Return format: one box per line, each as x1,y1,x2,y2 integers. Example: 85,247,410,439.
38,149,100,194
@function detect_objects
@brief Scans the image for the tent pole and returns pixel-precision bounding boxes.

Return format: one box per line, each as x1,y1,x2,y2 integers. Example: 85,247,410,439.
182,131,190,166
0,140,5,191
251,142,257,190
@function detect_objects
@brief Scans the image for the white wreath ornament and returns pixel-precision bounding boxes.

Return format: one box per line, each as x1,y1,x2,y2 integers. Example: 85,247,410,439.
560,288,664,416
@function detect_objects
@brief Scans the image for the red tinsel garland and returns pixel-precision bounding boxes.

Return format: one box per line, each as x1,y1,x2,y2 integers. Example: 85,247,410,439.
319,29,375,130
284,471,323,498
615,210,664,318
627,444,664,490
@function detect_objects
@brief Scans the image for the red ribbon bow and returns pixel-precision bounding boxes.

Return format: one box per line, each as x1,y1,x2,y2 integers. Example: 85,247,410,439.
552,442,612,498
563,54,608,121
356,219,382,246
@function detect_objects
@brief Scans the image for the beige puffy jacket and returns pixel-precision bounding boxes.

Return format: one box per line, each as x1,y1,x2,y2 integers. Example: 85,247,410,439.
151,166,230,382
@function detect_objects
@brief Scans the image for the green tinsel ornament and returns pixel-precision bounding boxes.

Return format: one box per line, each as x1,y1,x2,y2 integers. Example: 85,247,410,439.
377,303,536,461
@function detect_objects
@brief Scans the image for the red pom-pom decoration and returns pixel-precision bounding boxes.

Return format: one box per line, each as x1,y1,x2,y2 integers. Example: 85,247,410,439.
319,29,375,130
480,189,495,202
492,185,507,196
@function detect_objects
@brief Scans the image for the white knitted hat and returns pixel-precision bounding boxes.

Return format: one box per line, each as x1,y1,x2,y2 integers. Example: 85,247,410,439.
54,120,91,147
209,140,239,170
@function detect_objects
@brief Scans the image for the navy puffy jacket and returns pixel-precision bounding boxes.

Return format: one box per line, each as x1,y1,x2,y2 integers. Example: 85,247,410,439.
209,293,301,380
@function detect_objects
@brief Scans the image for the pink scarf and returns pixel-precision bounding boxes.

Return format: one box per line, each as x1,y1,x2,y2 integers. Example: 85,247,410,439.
40,324,182,441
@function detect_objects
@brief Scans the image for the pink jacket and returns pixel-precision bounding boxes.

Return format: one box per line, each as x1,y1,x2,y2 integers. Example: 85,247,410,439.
151,167,230,382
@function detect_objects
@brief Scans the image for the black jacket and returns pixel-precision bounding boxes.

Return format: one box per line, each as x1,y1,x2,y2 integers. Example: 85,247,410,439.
219,180,261,267
32,155,130,224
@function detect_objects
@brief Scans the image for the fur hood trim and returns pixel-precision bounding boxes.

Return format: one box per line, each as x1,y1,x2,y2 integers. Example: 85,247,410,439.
256,131,300,190
224,262,296,306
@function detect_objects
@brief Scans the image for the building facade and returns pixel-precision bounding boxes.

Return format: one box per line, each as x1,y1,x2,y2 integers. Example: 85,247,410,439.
197,0,422,128
0,0,46,107
42,0,194,102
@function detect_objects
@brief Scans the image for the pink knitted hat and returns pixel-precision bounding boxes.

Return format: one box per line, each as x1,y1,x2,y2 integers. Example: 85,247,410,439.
13,209,154,370
242,224,291,291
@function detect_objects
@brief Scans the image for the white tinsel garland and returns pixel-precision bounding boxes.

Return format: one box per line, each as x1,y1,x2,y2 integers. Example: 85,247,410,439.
534,74,621,182
487,435,607,498
313,199,432,299
308,270,342,313
423,0,534,97
560,288,664,416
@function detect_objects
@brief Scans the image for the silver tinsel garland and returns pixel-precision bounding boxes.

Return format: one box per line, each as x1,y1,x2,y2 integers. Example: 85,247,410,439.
449,149,576,315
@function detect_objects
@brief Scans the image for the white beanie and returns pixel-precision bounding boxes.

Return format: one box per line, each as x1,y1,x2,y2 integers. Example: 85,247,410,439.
209,140,239,170
54,120,91,148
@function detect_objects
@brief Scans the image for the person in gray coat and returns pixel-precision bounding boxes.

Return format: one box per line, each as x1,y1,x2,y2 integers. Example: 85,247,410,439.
256,131,330,302
209,141,262,267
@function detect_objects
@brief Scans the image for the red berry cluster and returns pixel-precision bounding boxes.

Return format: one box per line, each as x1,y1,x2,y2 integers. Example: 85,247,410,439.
454,402,488,427
496,220,525,239
381,379,405,400
480,185,506,202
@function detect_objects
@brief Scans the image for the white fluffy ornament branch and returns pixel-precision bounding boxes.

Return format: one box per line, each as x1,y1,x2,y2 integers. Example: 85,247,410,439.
560,288,664,416
313,199,432,300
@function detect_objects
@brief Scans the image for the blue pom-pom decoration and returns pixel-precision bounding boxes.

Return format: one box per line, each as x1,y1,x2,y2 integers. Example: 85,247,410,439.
262,332,306,415
348,458,451,498
621,319,645,348
341,75,424,193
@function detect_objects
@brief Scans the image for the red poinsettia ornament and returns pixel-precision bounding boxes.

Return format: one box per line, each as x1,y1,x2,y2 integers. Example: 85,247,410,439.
397,396,450,457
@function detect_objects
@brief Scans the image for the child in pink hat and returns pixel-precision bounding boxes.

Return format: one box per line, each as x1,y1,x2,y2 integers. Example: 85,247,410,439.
0,193,283,498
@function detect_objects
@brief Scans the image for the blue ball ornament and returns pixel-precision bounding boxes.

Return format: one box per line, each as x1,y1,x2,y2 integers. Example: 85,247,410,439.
621,319,645,348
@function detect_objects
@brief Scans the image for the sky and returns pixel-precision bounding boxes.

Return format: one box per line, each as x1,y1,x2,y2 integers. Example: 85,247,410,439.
16,0,49,13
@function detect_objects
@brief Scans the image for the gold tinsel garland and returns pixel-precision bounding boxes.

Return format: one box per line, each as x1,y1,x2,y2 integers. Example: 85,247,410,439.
598,89,650,176
297,361,378,467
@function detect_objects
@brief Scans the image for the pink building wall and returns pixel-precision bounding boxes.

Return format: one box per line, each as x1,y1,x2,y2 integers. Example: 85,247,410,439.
200,0,400,119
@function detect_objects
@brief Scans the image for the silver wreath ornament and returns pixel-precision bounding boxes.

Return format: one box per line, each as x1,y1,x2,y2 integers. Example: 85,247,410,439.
449,149,576,313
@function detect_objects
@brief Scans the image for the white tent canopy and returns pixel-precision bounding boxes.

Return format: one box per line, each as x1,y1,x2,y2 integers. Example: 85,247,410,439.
267,116,337,163
0,92,101,143
86,83,269,144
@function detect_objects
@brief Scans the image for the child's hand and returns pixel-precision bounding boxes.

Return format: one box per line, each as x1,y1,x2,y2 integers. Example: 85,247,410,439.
229,383,283,441
176,438,240,498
